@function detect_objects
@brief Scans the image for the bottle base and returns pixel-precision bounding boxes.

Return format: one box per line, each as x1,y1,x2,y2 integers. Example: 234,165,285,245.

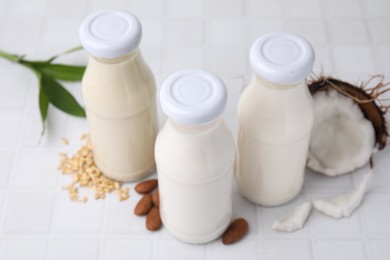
162,218,231,244
238,184,303,207
96,162,156,183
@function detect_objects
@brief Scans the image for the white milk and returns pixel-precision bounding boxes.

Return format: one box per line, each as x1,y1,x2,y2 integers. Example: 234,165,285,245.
80,10,157,182
156,69,236,244
237,33,315,206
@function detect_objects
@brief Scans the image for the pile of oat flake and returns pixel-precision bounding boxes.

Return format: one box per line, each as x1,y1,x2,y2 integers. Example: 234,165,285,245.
58,134,129,203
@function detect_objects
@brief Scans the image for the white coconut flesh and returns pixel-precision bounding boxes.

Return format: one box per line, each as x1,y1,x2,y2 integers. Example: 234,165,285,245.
307,89,376,176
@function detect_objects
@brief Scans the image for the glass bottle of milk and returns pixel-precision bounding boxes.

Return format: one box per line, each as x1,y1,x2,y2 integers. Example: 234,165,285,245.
156,69,236,244
237,32,315,206
79,10,157,182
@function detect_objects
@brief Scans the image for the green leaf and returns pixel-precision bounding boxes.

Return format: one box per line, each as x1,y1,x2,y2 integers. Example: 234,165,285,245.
0,50,20,63
39,64,86,81
47,46,84,63
39,79,49,135
41,73,86,117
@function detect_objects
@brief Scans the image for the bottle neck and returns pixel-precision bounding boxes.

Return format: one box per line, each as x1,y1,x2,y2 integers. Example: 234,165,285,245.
167,118,222,135
90,47,140,64
253,73,306,90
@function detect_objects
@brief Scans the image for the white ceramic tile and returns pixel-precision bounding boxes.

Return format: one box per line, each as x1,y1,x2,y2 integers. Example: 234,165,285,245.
0,111,23,147
86,0,127,13
40,19,81,47
163,47,203,76
49,238,100,260
362,0,390,17
46,0,86,19
208,47,246,77
316,240,367,260
131,0,164,18
370,148,390,191
53,192,104,234
104,238,152,260
0,17,44,45
248,19,284,44
167,19,203,47
6,0,48,17
142,20,163,46
368,19,390,44
156,238,206,260
13,151,60,189
371,240,390,260
311,46,334,75
3,192,56,234
209,19,244,47
332,46,377,75
264,240,312,260
169,0,203,18
379,46,390,73
106,191,147,235
0,239,48,260
286,19,327,45
322,0,363,17
65,114,89,143
327,19,369,44
257,193,310,235
246,0,283,18
363,193,390,234
0,193,6,223
285,0,323,17
208,238,259,260
0,152,14,189
205,0,243,18
310,207,362,235
0,61,33,110
0,0,9,17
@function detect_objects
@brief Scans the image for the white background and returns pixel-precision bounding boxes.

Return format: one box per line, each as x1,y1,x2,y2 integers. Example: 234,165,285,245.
0,0,389,259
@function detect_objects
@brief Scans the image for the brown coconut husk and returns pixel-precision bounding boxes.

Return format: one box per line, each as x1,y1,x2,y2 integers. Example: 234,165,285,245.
308,75,390,150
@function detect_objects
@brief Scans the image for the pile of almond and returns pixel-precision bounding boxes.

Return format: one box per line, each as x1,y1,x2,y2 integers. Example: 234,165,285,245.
133,179,248,244
134,179,161,231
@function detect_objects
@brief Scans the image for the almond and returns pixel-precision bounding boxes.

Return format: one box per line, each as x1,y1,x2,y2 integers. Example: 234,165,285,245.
135,179,158,194
134,194,153,216
146,207,162,231
152,190,159,207
221,218,248,245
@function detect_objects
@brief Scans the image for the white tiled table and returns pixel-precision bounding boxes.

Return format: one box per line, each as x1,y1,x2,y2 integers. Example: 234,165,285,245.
0,0,389,259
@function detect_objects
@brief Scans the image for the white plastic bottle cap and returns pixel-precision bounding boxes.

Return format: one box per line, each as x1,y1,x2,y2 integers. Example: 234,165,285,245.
250,32,315,84
79,10,142,58
160,69,227,125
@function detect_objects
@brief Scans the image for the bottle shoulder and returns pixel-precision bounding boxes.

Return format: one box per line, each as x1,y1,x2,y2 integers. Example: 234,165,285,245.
82,53,157,118
155,119,236,184
238,80,314,142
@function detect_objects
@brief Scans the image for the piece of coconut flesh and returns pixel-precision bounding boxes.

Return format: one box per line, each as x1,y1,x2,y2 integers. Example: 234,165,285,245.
273,172,372,232
272,202,312,232
313,171,372,218
307,89,376,176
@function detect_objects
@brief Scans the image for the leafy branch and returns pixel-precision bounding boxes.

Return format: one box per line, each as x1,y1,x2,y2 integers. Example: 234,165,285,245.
0,47,86,135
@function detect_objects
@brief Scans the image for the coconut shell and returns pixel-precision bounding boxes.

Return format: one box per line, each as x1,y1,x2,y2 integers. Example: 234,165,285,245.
308,77,388,150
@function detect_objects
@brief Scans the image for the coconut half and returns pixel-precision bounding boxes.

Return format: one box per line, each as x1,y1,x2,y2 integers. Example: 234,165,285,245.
307,76,389,176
